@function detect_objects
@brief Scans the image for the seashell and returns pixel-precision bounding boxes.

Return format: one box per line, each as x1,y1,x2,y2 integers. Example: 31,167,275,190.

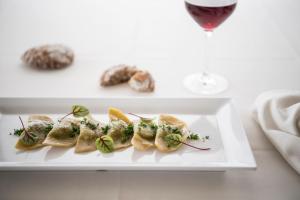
22,44,74,69
100,64,138,86
128,71,155,92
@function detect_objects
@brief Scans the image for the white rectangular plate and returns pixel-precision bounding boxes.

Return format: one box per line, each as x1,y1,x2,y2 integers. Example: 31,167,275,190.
0,98,256,171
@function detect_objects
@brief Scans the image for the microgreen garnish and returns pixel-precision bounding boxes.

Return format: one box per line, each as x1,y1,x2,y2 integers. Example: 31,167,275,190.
128,113,154,122
121,124,134,143
187,133,210,142
45,123,54,133
187,133,199,140
18,116,39,145
139,121,148,128
161,125,182,135
80,118,98,130
101,125,111,135
150,124,158,132
11,128,24,136
164,134,182,147
59,105,90,122
164,133,210,150
95,135,114,153
71,123,80,135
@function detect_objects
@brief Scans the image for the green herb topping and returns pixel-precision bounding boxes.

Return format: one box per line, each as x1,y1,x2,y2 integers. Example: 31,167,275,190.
187,133,199,140
161,124,182,135
101,125,111,135
69,123,80,137
162,126,211,151
164,133,182,148
18,116,39,146
121,124,134,143
44,123,54,133
11,128,24,136
80,118,98,130
60,105,90,121
95,135,114,153
187,133,210,142
150,124,158,132
139,121,148,128
72,105,90,117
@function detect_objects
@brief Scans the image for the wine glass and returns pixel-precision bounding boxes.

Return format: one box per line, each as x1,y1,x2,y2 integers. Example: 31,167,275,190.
183,0,237,95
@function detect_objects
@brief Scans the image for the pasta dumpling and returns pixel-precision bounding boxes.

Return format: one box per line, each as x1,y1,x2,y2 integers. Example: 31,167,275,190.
155,115,189,152
43,118,80,147
107,107,133,150
75,117,104,153
15,115,53,150
131,119,157,151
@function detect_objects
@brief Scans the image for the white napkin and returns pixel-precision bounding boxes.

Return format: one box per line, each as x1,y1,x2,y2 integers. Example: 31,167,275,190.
253,90,300,174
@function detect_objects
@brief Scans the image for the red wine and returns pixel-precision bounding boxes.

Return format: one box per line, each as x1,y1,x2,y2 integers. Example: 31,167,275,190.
185,0,237,31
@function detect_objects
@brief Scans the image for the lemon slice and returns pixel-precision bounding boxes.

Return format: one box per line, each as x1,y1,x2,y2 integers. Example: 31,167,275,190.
108,107,131,124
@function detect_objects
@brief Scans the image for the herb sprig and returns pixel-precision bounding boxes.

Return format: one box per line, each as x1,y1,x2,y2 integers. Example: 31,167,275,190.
121,124,134,143
164,134,210,151
18,116,38,145
95,135,114,153
128,113,154,122
161,124,182,135
44,123,54,133
187,133,199,140
101,125,110,135
80,118,99,130
187,133,210,142
59,105,90,122
11,128,24,136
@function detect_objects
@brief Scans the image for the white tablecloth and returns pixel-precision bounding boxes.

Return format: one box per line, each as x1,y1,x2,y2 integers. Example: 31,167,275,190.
0,0,300,199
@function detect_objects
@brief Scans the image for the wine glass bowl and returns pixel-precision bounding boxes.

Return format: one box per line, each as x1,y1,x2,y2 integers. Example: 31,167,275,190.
185,1,237,31
183,0,237,95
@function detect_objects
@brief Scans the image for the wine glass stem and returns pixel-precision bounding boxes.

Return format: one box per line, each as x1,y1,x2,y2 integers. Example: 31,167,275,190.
202,30,213,77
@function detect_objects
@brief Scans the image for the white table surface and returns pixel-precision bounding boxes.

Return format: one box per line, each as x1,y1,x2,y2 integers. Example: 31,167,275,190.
0,0,300,199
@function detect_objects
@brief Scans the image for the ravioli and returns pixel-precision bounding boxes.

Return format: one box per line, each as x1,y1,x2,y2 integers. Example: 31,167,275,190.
107,107,133,150
75,118,104,153
154,115,189,152
131,119,157,151
43,118,80,147
15,115,54,150
107,119,133,149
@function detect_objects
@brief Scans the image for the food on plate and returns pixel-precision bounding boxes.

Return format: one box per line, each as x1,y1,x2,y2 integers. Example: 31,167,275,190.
42,105,90,148
95,107,134,153
60,105,90,122
12,105,210,154
75,117,104,153
108,107,131,124
43,118,81,147
95,135,114,153
106,107,133,150
22,44,74,69
131,116,157,151
100,64,138,86
128,71,155,92
15,115,54,150
155,115,189,152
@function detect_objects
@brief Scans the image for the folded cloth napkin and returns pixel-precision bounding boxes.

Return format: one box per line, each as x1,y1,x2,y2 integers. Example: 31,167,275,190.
253,90,300,174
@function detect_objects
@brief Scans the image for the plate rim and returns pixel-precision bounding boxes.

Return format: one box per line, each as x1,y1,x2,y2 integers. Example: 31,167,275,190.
0,97,256,171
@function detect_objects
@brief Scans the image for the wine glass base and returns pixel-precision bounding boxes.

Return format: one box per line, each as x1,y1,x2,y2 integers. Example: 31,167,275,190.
183,73,228,95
